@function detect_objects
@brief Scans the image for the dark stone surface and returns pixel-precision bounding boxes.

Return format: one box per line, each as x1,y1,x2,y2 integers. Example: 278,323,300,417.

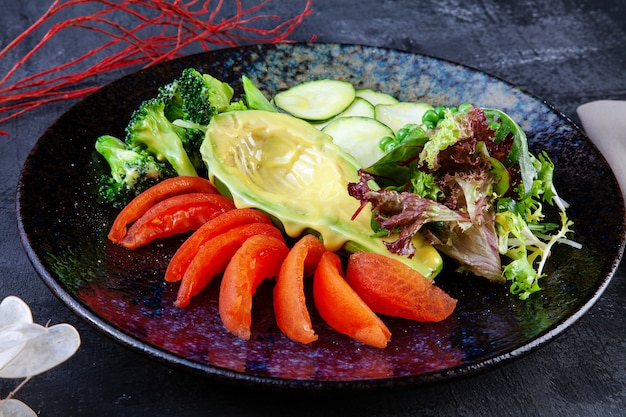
1,1,625,416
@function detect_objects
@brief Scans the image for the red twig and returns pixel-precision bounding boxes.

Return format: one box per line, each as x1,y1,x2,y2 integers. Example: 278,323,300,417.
0,0,314,135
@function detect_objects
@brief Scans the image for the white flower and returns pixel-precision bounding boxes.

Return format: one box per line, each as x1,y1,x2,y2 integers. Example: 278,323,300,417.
0,296,81,417
0,399,37,417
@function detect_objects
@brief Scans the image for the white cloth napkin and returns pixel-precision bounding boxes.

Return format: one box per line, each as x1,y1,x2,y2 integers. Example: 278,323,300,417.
577,100,626,202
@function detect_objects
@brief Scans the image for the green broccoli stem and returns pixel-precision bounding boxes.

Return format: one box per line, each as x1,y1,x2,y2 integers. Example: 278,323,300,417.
126,98,198,177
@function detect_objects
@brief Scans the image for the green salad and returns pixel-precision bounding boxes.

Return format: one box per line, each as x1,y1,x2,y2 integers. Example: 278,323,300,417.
93,69,580,300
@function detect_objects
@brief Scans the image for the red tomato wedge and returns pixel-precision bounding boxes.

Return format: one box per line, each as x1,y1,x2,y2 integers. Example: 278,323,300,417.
313,252,391,348
165,208,273,283
219,235,289,340
174,222,284,308
274,234,326,344
345,252,457,322
118,193,236,249
108,176,218,243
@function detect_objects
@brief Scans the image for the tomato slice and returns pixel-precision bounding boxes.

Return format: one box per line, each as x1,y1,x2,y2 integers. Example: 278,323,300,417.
313,251,391,348
345,252,457,322
165,208,272,283
108,176,218,243
274,234,326,344
118,193,235,249
174,223,284,308
219,234,289,340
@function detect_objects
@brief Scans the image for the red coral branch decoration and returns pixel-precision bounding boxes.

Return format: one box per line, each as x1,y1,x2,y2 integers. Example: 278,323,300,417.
0,0,314,135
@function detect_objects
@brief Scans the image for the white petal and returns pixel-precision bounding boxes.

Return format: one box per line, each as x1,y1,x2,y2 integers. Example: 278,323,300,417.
0,324,46,352
0,297,33,329
0,324,81,378
0,324,48,371
0,399,38,417
0,342,25,371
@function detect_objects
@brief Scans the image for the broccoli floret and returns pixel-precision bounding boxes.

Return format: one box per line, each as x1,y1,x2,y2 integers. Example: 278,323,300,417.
95,134,174,208
172,120,206,176
125,98,199,177
155,69,247,175
94,69,245,206
177,68,247,125
158,79,185,122
157,68,247,126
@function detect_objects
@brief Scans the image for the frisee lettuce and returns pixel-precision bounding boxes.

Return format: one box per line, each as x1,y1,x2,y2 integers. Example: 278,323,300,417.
349,105,579,299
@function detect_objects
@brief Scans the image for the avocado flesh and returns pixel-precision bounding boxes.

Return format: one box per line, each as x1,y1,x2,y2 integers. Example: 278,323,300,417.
200,110,442,278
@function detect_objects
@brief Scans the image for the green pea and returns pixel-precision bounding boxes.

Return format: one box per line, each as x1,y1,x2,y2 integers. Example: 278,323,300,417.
458,102,472,113
379,136,394,151
434,106,446,119
384,142,397,153
422,109,439,126
404,126,427,141
396,128,409,142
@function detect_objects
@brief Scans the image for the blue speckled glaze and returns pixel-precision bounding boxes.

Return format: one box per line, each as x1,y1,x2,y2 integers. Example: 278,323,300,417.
17,43,625,390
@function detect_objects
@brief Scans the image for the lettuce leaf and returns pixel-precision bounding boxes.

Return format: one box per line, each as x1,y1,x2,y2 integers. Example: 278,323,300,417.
348,105,578,299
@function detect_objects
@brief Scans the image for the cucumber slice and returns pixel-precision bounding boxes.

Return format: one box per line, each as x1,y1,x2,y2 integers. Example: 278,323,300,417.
356,88,399,106
322,116,394,167
313,97,375,129
375,102,434,134
333,97,375,119
273,79,356,121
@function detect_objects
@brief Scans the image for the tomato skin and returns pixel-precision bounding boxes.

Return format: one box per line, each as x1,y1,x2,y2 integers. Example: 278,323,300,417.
313,251,391,348
165,208,272,283
118,193,235,249
273,234,326,344
108,176,218,243
174,222,284,308
345,252,457,322
219,235,289,340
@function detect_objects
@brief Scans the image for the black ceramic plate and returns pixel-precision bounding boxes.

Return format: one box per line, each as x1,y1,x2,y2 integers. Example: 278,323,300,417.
16,43,626,390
